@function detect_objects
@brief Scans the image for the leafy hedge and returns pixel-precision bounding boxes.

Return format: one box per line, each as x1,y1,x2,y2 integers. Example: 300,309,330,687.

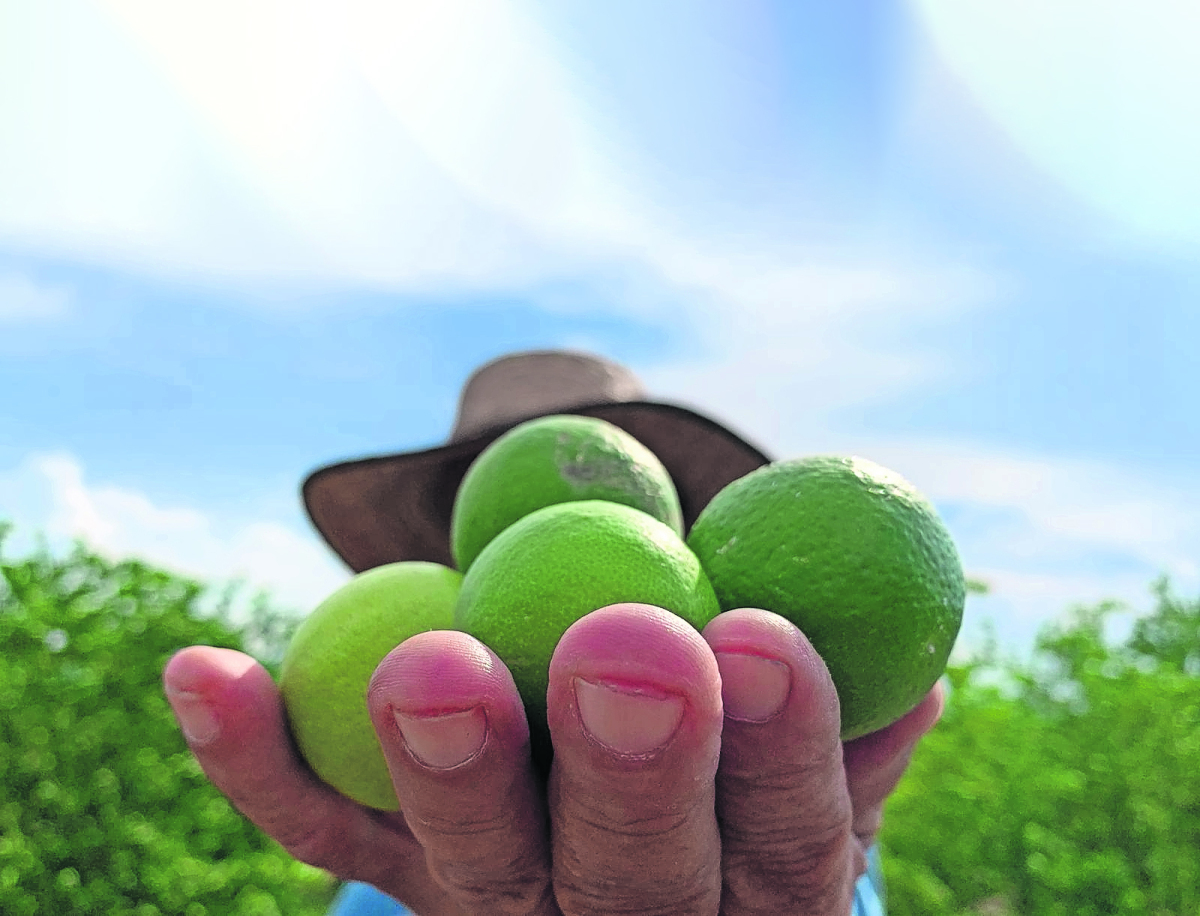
3,522,1197,914
0,525,336,915
881,580,1200,915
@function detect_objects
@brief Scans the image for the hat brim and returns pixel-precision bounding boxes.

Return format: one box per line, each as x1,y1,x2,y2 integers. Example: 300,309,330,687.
302,401,772,572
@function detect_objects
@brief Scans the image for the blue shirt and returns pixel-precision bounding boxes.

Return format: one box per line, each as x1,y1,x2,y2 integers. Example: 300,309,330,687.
328,844,887,915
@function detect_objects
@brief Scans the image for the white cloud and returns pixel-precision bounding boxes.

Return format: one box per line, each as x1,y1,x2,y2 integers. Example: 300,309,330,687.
0,271,71,322
0,0,996,419
0,0,645,289
862,440,1200,576
0,0,986,318
637,244,996,455
911,0,1200,249
0,452,349,618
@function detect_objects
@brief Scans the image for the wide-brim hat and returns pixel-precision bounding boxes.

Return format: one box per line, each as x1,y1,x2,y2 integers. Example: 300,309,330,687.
302,350,772,572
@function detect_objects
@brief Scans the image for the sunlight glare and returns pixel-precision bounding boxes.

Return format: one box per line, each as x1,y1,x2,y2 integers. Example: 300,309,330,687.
913,0,1200,248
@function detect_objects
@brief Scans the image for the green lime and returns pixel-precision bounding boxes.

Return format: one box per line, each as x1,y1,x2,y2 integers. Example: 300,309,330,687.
455,500,719,741
279,561,462,810
687,456,964,740
450,414,683,572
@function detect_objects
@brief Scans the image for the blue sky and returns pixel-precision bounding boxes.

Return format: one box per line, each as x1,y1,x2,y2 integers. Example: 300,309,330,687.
2,0,1197,658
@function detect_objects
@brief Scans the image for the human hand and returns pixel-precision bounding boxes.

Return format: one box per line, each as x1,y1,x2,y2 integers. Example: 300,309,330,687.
163,603,943,915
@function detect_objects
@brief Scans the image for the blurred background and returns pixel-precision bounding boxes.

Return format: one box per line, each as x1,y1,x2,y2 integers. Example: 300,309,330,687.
2,1,1198,913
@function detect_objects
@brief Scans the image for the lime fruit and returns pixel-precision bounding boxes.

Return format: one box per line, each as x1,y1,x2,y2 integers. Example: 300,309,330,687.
450,413,684,572
455,499,719,743
687,455,964,740
279,561,462,810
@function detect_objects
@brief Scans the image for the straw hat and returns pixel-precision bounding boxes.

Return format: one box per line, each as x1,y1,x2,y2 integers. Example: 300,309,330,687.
302,350,771,571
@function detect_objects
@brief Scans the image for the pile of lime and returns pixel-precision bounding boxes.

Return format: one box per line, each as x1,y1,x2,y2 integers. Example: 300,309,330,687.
280,414,965,810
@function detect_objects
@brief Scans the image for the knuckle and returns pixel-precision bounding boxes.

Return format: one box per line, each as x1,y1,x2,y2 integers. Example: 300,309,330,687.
574,797,695,840
211,775,364,875
434,866,552,915
718,755,856,913
721,813,855,912
557,873,718,916
274,818,358,873
408,806,553,912
407,804,514,840
554,798,721,916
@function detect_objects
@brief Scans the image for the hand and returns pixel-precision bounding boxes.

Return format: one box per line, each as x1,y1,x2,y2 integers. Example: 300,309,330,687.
163,603,943,915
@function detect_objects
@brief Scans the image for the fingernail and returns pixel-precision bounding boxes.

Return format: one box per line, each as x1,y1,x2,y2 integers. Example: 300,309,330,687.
574,678,684,757
165,688,219,746
394,707,487,770
715,653,791,722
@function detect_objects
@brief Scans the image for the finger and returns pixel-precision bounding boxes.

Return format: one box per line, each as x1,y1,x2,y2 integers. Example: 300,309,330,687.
842,681,945,845
546,604,723,916
368,631,558,916
161,646,442,910
703,609,859,916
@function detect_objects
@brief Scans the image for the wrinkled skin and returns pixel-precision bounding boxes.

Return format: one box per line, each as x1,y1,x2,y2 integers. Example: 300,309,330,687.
164,603,943,915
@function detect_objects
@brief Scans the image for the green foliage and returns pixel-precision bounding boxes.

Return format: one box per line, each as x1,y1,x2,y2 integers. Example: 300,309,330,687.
0,525,337,915
1129,576,1200,677
6,517,1197,915
882,581,1200,916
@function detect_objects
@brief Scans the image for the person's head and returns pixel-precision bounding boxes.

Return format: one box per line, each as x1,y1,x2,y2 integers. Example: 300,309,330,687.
303,349,770,570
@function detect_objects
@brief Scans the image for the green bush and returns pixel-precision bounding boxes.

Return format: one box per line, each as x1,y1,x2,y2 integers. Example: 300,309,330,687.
0,524,337,915
5,517,1197,915
882,580,1200,915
